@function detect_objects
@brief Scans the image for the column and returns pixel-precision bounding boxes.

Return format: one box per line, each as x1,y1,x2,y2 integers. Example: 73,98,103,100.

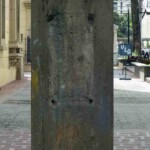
32,0,113,149
0,0,2,46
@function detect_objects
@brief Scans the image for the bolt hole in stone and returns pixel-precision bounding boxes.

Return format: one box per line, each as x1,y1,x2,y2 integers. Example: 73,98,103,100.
51,99,57,105
88,14,95,23
89,98,94,104
47,14,55,22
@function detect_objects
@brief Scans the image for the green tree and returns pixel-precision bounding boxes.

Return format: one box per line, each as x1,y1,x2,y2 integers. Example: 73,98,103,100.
114,12,132,38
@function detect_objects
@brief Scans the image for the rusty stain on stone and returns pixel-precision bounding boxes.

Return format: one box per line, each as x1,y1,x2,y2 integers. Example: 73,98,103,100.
32,69,39,97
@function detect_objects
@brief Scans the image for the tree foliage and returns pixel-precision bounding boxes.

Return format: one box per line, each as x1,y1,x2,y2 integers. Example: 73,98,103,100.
114,12,133,38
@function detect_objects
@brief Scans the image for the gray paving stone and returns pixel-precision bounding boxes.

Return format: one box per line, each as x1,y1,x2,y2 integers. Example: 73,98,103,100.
0,70,150,149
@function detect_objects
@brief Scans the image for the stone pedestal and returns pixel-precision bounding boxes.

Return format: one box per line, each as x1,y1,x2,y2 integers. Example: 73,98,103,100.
9,53,24,80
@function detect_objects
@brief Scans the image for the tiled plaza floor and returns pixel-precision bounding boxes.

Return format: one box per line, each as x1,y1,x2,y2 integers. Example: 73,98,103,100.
0,130,150,150
0,69,150,150
0,130,31,150
114,130,150,150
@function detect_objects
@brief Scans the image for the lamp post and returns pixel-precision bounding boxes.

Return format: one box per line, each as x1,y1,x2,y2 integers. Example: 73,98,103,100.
119,8,132,80
128,8,130,44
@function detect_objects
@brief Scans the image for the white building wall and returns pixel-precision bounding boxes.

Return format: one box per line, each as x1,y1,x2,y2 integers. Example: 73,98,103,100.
113,25,118,66
142,15,150,39
142,0,150,39
0,0,16,87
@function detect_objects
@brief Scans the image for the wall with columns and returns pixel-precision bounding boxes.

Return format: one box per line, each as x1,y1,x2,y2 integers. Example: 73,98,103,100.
0,0,16,87
20,0,31,64
0,0,31,87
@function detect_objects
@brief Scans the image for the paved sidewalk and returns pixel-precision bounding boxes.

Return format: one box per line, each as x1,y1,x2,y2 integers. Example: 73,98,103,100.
114,130,150,150
1,130,150,150
0,73,31,103
0,72,31,150
0,70,150,150
0,73,31,130
114,68,150,150
0,130,31,150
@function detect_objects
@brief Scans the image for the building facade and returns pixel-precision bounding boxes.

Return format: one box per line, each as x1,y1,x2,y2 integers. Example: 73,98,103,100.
141,0,150,48
114,0,131,15
114,0,150,49
0,0,31,87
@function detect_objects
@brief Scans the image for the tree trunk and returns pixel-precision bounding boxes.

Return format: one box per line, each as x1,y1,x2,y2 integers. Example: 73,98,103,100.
131,0,142,55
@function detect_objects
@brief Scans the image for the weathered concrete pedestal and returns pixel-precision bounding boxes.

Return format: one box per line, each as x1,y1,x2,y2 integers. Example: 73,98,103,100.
32,0,113,149
132,62,150,81
9,53,24,80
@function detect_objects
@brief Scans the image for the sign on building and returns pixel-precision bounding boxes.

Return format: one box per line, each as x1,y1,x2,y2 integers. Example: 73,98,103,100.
118,44,132,56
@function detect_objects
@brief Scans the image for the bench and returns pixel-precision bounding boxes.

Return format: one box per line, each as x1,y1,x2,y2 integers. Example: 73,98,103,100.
131,62,150,81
